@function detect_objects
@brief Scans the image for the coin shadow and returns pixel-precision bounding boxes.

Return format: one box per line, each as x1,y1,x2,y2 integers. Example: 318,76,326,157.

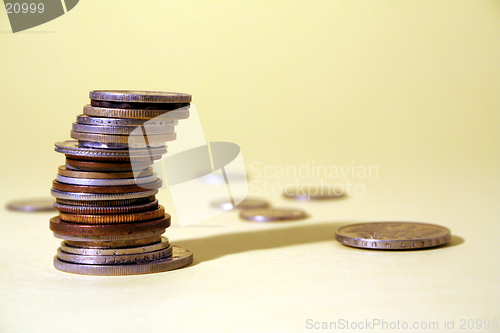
175,221,350,265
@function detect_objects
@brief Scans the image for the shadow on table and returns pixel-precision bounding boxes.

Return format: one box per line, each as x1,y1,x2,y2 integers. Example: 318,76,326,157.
175,221,349,264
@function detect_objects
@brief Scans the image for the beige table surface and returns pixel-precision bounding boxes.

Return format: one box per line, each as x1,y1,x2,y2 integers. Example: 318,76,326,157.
1,1,499,332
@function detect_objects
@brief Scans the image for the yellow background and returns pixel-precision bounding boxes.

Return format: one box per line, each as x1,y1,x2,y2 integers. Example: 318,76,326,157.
0,1,499,332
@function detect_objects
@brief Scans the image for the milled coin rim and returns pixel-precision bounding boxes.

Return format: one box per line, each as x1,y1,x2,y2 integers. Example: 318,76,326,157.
89,90,192,103
60,237,169,255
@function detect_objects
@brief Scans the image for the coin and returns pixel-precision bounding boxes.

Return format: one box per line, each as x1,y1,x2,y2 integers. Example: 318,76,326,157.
53,229,165,241
53,199,158,214
56,174,157,186
50,215,170,235
52,179,162,194
239,208,308,222
283,185,345,200
55,196,155,207
70,130,176,144
210,197,269,210
60,237,169,255
58,206,165,224
89,90,192,103
335,222,452,250
57,165,153,179
50,189,158,201
56,245,173,264
55,140,167,158
72,123,175,135
65,158,152,172
77,115,178,127
53,245,193,275
6,198,56,212
83,105,190,120
65,236,162,248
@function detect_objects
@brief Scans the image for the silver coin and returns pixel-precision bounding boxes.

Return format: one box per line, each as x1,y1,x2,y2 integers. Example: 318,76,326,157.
6,198,55,212
83,105,190,120
240,208,308,222
50,189,158,201
283,185,345,200
77,140,165,149
53,229,165,242
56,245,173,265
53,245,193,276
89,90,192,103
77,115,179,127
55,140,167,158
60,237,169,255
211,197,269,210
56,174,157,186
72,123,175,135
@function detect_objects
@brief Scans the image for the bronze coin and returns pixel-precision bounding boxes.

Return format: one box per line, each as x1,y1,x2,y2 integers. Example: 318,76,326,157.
63,154,162,163
65,158,152,172
53,200,158,214
52,179,162,194
59,206,165,224
91,100,189,110
64,236,162,248
57,165,153,179
49,215,170,236
55,196,155,207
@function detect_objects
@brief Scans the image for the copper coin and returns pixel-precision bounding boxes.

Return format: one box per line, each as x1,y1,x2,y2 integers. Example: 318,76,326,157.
65,236,162,249
57,165,153,179
59,206,165,224
53,199,158,214
55,196,155,207
63,154,161,163
65,158,152,172
49,215,170,236
52,179,162,194
335,222,452,250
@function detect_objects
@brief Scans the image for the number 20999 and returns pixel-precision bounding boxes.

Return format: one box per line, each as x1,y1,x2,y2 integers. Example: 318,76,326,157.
6,3,44,14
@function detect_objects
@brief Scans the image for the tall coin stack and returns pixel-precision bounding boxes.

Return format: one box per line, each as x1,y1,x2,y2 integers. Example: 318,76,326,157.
50,90,193,275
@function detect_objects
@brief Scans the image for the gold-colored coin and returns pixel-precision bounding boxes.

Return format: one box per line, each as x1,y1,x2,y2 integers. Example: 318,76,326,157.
83,105,189,120
70,130,176,144
59,206,165,224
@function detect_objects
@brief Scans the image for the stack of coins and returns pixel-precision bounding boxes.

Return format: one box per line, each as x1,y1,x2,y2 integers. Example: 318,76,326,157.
50,90,193,275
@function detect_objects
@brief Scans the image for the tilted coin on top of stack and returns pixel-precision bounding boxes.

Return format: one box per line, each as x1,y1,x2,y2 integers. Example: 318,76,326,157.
50,90,193,275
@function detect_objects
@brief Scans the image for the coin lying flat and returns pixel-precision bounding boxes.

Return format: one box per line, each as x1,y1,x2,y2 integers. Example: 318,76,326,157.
57,165,153,179
83,105,190,120
211,197,269,210
53,199,158,214
6,198,56,212
60,237,169,255
72,123,175,135
54,246,193,275
283,186,345,200
89,90,192,103
50,189,158,201
77,115,178,127
335,222,451,250
240,208,308,222
58,206,166,224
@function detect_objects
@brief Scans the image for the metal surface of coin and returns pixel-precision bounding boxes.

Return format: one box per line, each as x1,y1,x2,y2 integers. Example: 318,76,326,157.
55,196,155,207
64,236,162,248
335,222,452,250
283,186,345,200
53,245,193,275
71,130,176,144
58,206,165,224
65,158,152,172
83,105,190,120
6,198,56,212
72,123,175,135
56,245,173,265
51,189,158,201
52,179,161,194
60,237,169,255
56,174,157,186
53,229,166,241
57,165,153,179
50,215,170,235
240,208,308,222
90,90,192,103
211,197,269,210
91,100,189,110
55,140,167,157
53,199,158,214
77,115,178,127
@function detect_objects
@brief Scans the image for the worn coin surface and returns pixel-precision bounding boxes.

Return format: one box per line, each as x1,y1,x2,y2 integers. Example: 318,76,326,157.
50,189,158,201
72,123,175,135
58,206,165,224
53,245,193,275
71,130,176,144
6,198,56,212
335,222,451,250
283,186,345,200
211,197,269,210
77,115,178,127
83,105,190,120
53,229,166,242
240,208,308,222
89,90,192,103
53,199,158,214
60,237,169,255
64,236,162,248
